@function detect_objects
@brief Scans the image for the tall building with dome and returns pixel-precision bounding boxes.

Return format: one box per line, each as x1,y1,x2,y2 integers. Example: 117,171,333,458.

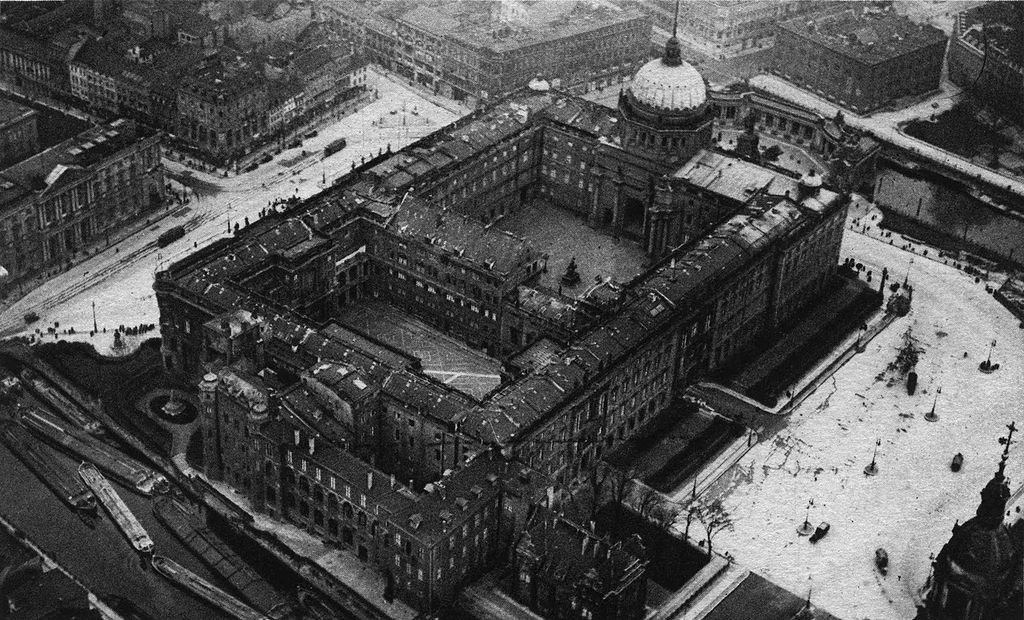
617,26,714,166
919,422,1023,620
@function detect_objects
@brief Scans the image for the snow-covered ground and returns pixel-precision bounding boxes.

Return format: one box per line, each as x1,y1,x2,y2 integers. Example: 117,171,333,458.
0,69,464,354
690,228,1024,620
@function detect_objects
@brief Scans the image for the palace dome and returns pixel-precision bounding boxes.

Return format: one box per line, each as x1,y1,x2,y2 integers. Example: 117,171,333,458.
627,38,707,113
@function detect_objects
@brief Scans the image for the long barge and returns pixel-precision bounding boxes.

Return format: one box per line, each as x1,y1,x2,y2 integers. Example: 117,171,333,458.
151,555,269,620
21,407,168,496
0,420,96,513
78,462,154,554
153,498,291,617
19,368,102,434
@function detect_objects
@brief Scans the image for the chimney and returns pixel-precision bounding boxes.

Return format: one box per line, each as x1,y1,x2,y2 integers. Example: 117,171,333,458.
293,429,300,446
581,536,589,556
367,471,373,490
390,474,396,489
308,436,315,455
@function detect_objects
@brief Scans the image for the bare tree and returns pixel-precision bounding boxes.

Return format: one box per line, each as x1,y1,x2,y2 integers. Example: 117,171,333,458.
636,485,662,520
682,501,701,543
696,499,733,559
608,466,636,509
653,500,681,530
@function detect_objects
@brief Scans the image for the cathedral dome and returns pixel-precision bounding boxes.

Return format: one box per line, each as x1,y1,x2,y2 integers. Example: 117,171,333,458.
627,38,707,113
940,516,1019,590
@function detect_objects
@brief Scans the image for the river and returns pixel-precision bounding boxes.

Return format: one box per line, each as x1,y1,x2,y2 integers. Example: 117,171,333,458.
0,433,237,620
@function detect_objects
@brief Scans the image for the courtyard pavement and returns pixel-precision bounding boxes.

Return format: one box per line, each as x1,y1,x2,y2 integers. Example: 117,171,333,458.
337,302,501,399
497,202,649,297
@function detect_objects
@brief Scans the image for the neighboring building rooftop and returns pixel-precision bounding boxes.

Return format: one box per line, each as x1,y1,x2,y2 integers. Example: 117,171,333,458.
398,0,645,53
779,8,947,65
0,119,153,212
387,198,538,277
0,98,35,127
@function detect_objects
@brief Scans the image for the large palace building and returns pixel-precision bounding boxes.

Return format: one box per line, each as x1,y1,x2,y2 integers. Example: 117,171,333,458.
156,33,848,613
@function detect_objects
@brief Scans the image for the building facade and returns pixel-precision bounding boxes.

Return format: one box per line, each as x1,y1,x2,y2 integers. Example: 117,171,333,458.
0,99,39,169
0,118,162,292
675,0,833,58
332,0,650,105
773,8,948,113
175,56,269,161
198,366,506,611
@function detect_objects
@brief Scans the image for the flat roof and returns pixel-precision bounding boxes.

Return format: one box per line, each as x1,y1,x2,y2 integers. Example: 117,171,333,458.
779,8,947,65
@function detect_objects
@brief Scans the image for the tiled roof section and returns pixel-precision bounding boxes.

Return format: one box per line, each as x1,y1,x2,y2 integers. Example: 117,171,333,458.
779,8,946,65
387,198,537,276
1,119,153,212
307,361,378,403
382,372,476,425
390,455,504,544
218,366,269,407
367,93,551,191
672,149,794,204
539,93,620,137
515,286,593,332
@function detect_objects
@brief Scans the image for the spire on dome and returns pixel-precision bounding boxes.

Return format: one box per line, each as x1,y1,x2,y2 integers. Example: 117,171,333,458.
663,0,683,67
976,421,1016,527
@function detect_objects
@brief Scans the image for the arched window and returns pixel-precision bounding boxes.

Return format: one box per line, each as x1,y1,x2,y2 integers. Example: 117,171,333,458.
342,502,354,519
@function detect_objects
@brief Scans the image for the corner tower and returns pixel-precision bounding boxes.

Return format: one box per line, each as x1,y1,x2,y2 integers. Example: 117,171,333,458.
618,5,714,165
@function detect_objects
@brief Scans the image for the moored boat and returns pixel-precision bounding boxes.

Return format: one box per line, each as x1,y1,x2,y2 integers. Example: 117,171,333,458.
78,462,154,554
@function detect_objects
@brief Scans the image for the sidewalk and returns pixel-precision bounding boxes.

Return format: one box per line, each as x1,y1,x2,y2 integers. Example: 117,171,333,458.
0,199,189,318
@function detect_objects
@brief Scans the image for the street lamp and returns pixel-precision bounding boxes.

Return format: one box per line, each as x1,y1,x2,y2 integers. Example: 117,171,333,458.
797,498,814,536
864,438,881,476
925,387,940,422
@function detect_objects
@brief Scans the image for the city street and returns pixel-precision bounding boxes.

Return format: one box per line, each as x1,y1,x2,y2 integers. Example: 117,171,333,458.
689,225,1024,620
0,69,465,354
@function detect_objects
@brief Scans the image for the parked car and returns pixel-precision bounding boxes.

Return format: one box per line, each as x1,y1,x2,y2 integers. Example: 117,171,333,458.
809,522,830,543
259,153,273,164
304,130,318,139
875,548,889,575
286,138,301,149
951,453,964,472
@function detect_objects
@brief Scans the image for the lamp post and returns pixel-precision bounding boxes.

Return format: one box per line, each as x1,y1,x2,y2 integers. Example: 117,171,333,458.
925,387,940,422
797,498,814,536
864,438,881,476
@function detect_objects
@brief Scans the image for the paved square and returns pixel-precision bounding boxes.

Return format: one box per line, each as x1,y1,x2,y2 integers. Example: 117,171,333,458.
498,202,649,297
337,302,501,399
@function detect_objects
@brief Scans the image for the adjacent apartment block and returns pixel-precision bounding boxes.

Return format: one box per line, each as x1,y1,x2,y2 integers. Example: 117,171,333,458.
0,119,162,292
0,99,40,169
773,8,948,113
948,2,1024,125
332,0,650,105
674,0,834,57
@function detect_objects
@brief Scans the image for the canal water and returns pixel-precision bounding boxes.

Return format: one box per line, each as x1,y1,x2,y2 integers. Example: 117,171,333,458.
873,165,1024,261
0,440,234,620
